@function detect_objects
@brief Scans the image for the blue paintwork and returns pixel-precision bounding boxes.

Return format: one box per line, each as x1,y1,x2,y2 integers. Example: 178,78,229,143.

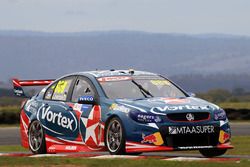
22,70,231,149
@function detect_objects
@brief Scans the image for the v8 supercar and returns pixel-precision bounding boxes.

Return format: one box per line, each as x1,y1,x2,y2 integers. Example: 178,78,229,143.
13,70,233,157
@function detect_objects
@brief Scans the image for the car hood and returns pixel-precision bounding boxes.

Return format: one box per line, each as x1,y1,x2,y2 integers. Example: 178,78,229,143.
115,97,219,115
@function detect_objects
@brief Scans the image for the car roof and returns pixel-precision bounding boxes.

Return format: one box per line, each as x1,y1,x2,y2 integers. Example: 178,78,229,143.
71,70,158,78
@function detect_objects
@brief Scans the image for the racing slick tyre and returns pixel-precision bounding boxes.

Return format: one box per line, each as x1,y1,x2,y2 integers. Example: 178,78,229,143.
28,120,46,154
199,149,227,157
105,117,126,155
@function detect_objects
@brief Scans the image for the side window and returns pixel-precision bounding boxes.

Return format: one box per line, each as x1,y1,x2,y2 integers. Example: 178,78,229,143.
71,78,95,103
44,82,57,100
52,77,73,101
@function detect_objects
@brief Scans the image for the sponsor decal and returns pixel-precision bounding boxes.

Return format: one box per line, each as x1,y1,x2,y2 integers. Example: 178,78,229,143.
80,105,103,148
98,76,132,82
65,146,77,150
73,103,82,111
79,96,94,102
40,106,76,131
219,130,230,144
151,105,210,113
168,125,215,135
177,146,214,150
141,132,164,145
89,71,129,77
150,80,171,86
25,100,39,114
37,104,78,138
54,80,68,94
159,98,190,104
129,111,162,123
186,113,194,121
214,109,227,120
110,103,130,113
14,88,24,96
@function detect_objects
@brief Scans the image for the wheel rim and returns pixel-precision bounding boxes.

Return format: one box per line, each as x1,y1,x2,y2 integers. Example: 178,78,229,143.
29,121,43,152
106,120,122,153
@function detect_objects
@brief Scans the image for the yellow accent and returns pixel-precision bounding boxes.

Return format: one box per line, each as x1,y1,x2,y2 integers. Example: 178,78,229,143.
54,80,68,94
150,80,171,86
109,103,118,110
153,132,164,146
219,130,227,144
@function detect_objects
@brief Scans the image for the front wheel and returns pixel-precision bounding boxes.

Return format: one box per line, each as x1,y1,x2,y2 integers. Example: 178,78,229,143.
199,149,227,157
28,120,46,154
105,117,126,155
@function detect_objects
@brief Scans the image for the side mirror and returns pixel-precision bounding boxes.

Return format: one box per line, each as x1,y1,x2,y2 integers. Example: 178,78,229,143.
188,92,196,97
78,95,96,105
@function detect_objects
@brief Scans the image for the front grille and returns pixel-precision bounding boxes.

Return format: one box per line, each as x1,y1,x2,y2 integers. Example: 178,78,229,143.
167,112,210,122
160,126,219,147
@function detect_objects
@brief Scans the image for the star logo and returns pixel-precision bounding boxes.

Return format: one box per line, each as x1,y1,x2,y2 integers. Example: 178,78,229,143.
80,105,103,147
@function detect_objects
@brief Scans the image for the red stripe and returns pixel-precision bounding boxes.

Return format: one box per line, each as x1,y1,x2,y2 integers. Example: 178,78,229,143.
12,78,54,87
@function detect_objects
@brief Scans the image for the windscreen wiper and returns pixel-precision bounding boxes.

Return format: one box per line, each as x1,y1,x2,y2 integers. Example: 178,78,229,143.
131,80,154,98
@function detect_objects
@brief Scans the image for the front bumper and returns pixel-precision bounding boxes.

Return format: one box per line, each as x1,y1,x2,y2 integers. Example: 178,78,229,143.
125,119,232,153
125,141,233,153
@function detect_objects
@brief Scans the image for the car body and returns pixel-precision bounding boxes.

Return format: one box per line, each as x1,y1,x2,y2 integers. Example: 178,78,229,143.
13,70,233,157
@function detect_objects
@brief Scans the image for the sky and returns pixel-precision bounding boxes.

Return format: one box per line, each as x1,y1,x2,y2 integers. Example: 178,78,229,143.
0,0,250,35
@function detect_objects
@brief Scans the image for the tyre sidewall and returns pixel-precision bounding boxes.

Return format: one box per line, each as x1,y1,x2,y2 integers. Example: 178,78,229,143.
105,117,126,155
28,120,47,154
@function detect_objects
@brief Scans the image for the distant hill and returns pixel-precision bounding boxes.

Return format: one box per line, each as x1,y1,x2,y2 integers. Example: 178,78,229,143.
0,30,250,92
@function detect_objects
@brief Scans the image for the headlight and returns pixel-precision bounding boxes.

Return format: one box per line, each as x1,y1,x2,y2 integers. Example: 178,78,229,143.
214,109,227,121
129,110,163,123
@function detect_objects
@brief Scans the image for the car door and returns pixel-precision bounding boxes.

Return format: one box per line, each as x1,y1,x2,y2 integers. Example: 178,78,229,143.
40,75,79,141
70,76,103,148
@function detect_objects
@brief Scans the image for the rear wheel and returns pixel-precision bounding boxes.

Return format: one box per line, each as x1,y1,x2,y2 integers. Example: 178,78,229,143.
105,117,126,155
28,120,46,154
199,149,227,157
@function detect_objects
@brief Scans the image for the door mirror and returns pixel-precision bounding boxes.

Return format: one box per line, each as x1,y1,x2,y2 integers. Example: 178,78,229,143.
188,92,196,97
78,96,96,105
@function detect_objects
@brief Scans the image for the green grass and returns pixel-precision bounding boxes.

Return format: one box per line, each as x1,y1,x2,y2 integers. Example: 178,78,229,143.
0,106,19,113
0,157,249,167
0,145,27,152
0,124,19,127
219,102,250,110
227,136,250,155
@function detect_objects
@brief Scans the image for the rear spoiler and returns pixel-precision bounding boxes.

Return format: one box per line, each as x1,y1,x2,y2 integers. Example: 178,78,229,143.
12,78,54,97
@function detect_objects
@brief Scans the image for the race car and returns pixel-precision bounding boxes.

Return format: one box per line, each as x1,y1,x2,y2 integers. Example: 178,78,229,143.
12,70,233,157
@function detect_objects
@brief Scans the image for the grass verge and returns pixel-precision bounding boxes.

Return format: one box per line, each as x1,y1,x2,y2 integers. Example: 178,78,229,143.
0,157,249,167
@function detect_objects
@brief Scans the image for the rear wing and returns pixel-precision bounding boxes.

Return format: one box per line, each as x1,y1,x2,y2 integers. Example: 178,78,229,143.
12,78,54,97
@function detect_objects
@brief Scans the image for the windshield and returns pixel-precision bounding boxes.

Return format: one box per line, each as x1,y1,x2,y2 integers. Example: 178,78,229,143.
98,75,187,99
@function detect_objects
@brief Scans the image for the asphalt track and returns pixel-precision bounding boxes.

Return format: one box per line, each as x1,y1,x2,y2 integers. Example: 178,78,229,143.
0,122,249,145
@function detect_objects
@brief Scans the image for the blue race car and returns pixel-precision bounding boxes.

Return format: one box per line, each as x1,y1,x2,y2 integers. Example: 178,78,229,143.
13,70,233,157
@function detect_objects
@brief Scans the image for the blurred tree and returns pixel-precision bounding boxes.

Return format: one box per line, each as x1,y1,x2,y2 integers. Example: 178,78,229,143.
197,89,232,103
232,88,245,96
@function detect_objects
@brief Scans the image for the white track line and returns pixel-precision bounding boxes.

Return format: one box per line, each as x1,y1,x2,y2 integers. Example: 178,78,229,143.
90,155,139,159
30,154,67,158
164,157,209,161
